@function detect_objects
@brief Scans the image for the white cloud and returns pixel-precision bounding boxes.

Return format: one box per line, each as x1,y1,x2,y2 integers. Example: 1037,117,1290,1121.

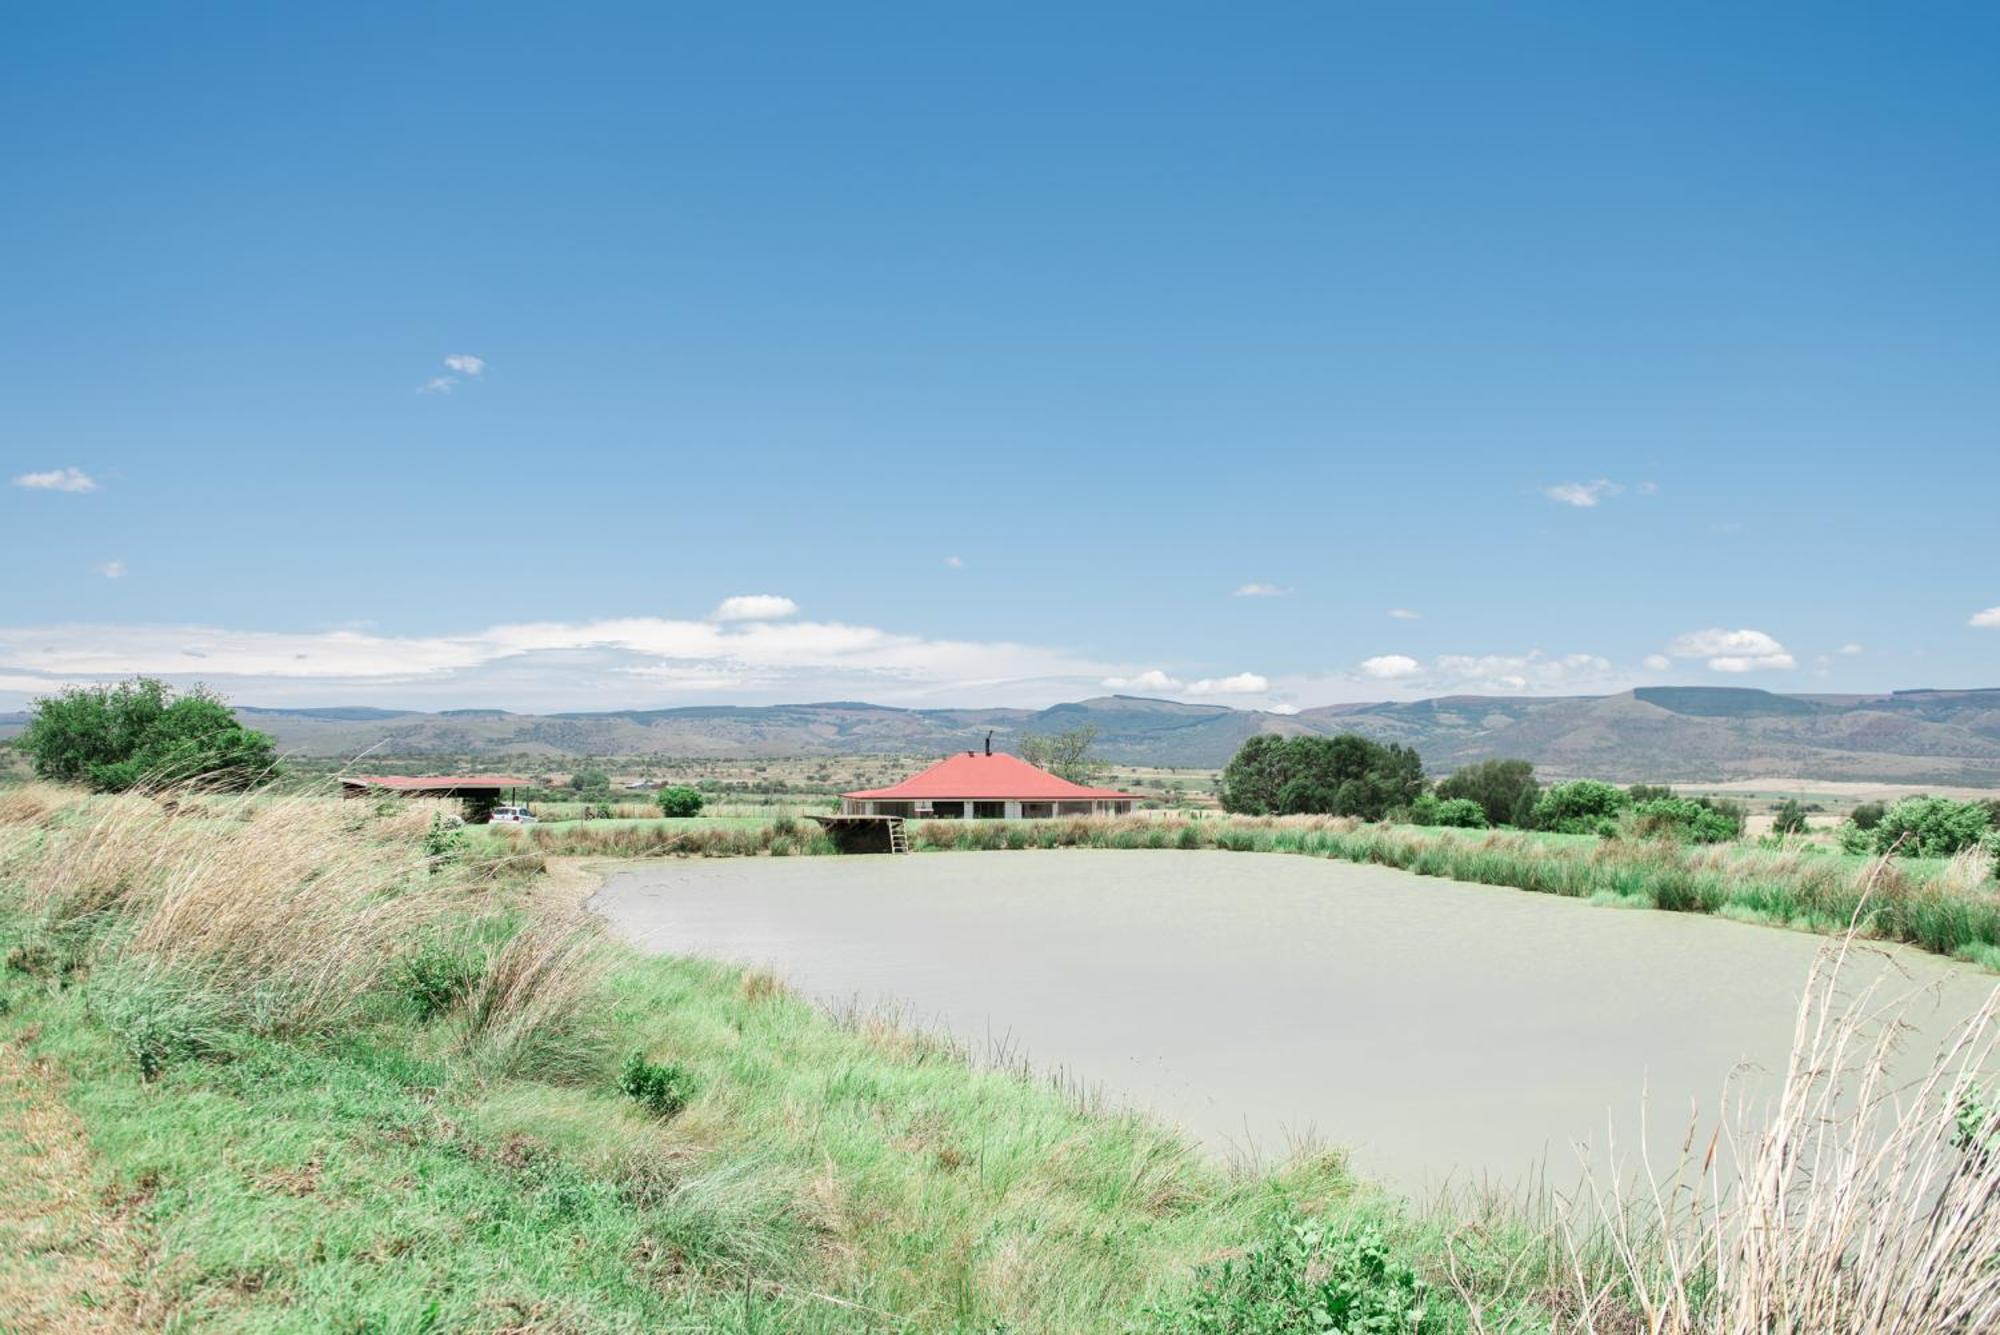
419,376,458,395
1232,583,1288,598
1266,702,1300,716
96,561,127,579
1664,627,1794,673
1387,608,1421,620
1643,653,1672,671
1359,654,1423,680
1971,607,2000,629
1637,480,1660,496
13,467,97,493
1838,642,1865,656
443,354,486,377
1185,672,1269,695
1542,479,1623,508
944,555,964,569
709,595,800,623
1102,669,1181,693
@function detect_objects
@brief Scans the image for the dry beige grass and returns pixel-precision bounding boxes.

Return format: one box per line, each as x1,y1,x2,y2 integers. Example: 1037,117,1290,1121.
458,909,609,1079
10,789,445,1038
1447,931,2000,1333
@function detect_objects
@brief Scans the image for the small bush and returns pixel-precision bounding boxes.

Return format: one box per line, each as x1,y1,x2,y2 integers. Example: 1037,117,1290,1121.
1408,793,1487,829
1532,780,1628,835
422,811,467,868
620,1051,696,1118
1772,798,1810,835
1866,796,1993,858
1626,796,1741,844
397,936,483,1021
1149,1210,1441,1333
655,786,705,818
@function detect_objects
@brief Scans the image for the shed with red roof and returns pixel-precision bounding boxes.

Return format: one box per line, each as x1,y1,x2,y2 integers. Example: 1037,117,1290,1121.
841,750,1136,820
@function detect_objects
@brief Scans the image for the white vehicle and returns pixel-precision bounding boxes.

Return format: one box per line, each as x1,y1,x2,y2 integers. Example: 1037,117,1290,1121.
489,803,537,826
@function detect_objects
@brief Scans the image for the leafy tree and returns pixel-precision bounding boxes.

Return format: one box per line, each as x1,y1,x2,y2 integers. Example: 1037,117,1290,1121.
1408,792,1487,828
1531,780,1629,835
655,785,705,818
19,678,277,792
1850,801,1886,831
1434,759,1538,828
569,767,610,793
1219,734,1425,820
1017,724,1107,784
1626,784,1678,803
1772,798,1810,835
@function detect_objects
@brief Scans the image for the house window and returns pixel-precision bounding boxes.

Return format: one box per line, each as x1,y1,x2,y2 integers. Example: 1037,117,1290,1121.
1020,802,1053,819
972,801,1005,820
1057,802,1092,816
931,801,965,819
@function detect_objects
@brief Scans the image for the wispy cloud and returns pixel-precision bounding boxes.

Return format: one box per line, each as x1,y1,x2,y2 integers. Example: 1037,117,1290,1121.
1232,583,1288,598
1664,627,1794,673
13,467,97,493
0,612,1141,712
96,560,127,579
1971,607,2000,629
944,555,964,569
1387,608,1421,621
418,377,458,395
709,594,800,623
1837,642,1865,656
443,354,486,377
1542,479,1623,508
1643,653,1671,671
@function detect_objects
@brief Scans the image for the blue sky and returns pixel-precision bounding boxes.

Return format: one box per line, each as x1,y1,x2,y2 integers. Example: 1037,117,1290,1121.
4,4,1996,713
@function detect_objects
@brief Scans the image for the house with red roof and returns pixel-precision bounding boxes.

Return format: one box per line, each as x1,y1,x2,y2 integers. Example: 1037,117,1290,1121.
841,747,1137,820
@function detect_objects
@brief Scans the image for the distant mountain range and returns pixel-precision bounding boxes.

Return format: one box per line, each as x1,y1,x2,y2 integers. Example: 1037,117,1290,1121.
10,686,2000,783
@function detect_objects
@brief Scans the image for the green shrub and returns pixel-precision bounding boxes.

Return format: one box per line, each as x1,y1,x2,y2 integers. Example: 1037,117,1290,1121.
1626,796,1741,844
1866,796,1993,857
19,677,278,792
1532,780,1628,835
1837,820,1876,855
1434,758,1538,828
1772,798,1810,835
620,1051,696,1118
1408,793,1487,829
423,811,467,867
1149,1210,1441,1333
1851,801,1886,831
655,786,705,818
397,936,483,1021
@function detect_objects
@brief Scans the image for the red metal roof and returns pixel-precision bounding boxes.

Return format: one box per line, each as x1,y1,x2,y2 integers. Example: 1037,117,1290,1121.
342,775,528,791
843,752,1136,802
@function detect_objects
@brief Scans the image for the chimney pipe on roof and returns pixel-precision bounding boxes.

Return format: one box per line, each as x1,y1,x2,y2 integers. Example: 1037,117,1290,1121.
984,730,993,756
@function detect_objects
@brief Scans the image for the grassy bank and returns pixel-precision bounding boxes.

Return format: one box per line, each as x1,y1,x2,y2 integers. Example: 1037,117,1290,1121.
501,810,2000,970
0,786,1501,1330
6,785,1997,1331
